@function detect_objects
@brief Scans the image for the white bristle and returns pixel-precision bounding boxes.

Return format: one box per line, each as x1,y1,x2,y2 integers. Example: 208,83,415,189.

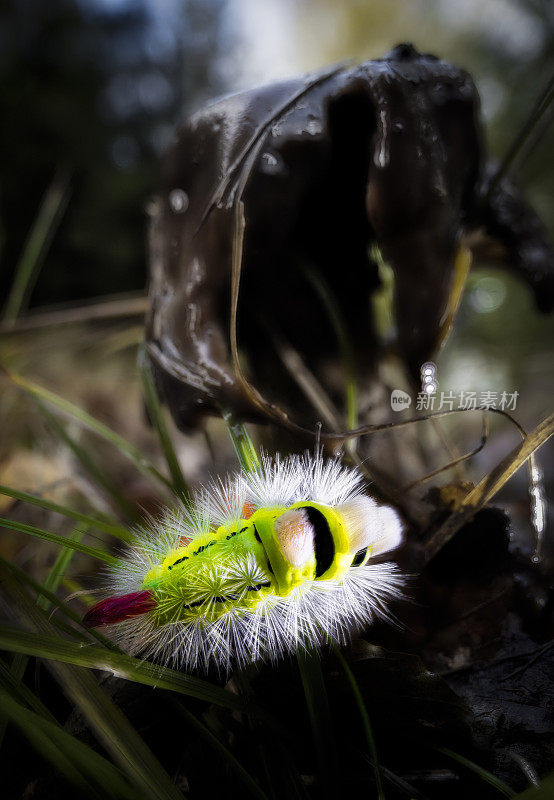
336,496,404,556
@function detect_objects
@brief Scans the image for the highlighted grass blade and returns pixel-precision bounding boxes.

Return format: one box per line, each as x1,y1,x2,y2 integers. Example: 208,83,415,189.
139,347,190,504
297,650,338,798
334,646,385,799
38,403,138,521
223,410,261,474
0,517,117,564
435,746,515,797
2,367,173,492
2,169,71,325
0,626,253,712
0,690,139,800
0,568,186,800
513,772,554,799
0,483,131,541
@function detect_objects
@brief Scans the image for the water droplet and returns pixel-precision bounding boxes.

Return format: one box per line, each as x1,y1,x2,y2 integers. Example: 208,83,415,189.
169,189,189,213
305,117,322,136
260,151,284,175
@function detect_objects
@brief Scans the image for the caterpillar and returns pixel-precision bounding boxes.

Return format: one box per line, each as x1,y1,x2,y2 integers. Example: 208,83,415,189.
84,453,405,672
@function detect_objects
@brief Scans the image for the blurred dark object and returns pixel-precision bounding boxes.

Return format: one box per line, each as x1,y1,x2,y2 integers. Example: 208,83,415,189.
146,43,554,430
0,0,230,308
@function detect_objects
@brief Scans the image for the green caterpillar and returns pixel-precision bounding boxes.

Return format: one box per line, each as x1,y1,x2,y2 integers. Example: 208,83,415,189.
84,453,404,671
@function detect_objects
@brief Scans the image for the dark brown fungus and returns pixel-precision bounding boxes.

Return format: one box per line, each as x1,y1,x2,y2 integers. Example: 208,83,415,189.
146,43,554,431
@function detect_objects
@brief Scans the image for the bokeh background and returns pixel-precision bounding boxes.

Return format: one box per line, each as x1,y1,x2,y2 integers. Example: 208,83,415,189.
1,0,553,554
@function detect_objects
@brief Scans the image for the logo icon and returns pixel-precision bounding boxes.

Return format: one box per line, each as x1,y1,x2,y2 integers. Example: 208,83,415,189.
391,389,412,411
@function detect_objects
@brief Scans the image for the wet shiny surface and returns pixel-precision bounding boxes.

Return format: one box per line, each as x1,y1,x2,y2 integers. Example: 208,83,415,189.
146,43,554,430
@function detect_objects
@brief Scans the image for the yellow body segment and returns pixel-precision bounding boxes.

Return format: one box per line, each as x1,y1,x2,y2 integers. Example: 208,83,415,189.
140,502,358,626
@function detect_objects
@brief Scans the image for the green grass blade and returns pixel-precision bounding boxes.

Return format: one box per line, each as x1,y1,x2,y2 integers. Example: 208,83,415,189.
0,656,58,723
0,676,138,800
222,410,261,474
138,346,190,504
0,626,253,712
435,746,516,797
0,524,88,747
0,483,132,541
0,689,98,797
0,556,118,650
0,568,186,800
334,646,385,799
41,523,87,607
303,265,358,434
39,403,139,521
0,516,117,564
2,367,173,492
2,170,71,325
297,649,338,798
175,701,270,800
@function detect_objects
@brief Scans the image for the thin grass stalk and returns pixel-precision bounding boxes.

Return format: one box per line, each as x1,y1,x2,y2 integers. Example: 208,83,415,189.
175,700,270,800
296,649,338,798
435,745,516,798
1,367,173,492
138,346,190,504
39,403,139,521
0,483,131,541
0,523,87,746
0,686,140,800
0,517,117,564
334,645,385,799
222,409,261,474
0,568,187,800
2,170,71,325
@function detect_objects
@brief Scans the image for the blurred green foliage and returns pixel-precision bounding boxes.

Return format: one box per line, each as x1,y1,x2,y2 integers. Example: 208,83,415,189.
0,0,230,306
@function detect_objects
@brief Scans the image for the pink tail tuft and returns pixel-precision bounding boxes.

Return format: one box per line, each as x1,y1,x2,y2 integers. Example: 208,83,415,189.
83,590,156,628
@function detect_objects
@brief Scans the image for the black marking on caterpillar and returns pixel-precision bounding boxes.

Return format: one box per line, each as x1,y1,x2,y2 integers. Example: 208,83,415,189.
192,541,217,556
168,556,189,570
299,505,335,578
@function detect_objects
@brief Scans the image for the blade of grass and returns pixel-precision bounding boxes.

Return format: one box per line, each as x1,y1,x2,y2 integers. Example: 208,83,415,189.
334,646,385,799
435,746,515,797
2,169,71,325
0,689,98,797
0,656,58,724
0,555,133,650
0,626,256,713
175,700,269,800
138,346,190,505
0,483,132,541
41,523,87,608
0,524,89,746
425,411,554,561
1,366,173,493
0,688,139,800
0,292,147,334
39,403,139,521
0,568,186,800
486,73,554,200
0,516,117,564
62,576,97,605
303,265,358,439
297,649,338,798
222,409,261,474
